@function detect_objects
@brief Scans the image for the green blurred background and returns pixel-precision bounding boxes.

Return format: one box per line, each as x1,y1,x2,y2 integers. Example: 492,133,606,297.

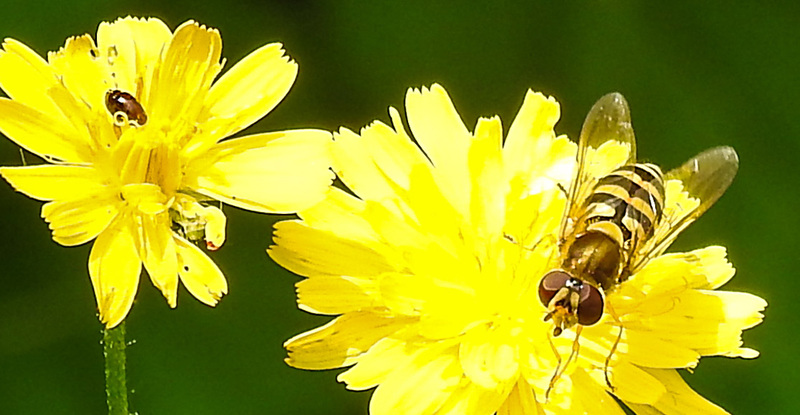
0,1,792,414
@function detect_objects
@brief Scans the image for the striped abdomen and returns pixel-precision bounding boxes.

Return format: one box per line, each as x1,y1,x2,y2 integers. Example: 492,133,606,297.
583,163,665,249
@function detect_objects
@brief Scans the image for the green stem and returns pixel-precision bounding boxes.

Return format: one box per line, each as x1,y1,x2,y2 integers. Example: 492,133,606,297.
103,322,129,415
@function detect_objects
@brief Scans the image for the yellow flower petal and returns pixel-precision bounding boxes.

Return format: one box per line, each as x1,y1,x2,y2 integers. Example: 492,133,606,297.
299,187,377,239
332,108,431,201
609,362,666,405
503,90,573,196
402,163,464,247
140,214,179,307
46,82,118,151
625,330,701,369
47,34,112,122
694,290,766,357
364,204,420,252
204,43,297,139
380,271,484,338
459,323,520,389
504,90,560,155
618,275,766,363
503,186,564,248
712,290,768,329
89,217,141,328
174,236,227,306
295,276,379,315
0,165,108,201
368,343,462,415
367,107,432,188
193,130,333,213
270,219,395,277
96,17,172,101
148,20,222,124
690,246,737,289
333,127,405,202
41,193,120,246
469,116,506,240
434,381,509,415
286,312,414,371
337,337,414,390
0,98,90,163
497,379,545,415
0,39,64,118
569,369,628,415
626,368,729,415
405,84,472,215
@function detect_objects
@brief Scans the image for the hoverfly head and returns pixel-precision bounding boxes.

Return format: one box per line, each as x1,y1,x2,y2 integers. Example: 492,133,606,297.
539,270,604,336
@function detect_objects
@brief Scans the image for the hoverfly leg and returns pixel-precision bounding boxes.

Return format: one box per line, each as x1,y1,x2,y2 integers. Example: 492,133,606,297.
504,232,559,274
556,181,569,198
545,326,583,401
544,329,562,401
561,325,582,385
604,323,623,391
566,325,582,368
602,300,625,391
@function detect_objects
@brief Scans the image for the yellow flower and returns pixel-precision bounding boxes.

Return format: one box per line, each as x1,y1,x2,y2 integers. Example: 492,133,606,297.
0,17,333,328
270,84,765,414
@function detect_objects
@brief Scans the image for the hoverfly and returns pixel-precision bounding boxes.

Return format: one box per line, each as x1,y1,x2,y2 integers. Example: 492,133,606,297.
537,93,739,390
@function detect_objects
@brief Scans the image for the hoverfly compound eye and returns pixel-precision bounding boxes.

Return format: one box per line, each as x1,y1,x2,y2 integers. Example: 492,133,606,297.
576,284,604,326
538,270,571,305
105,89,148,126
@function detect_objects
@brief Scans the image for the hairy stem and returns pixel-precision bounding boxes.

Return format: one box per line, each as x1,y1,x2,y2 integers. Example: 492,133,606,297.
103,322,129,415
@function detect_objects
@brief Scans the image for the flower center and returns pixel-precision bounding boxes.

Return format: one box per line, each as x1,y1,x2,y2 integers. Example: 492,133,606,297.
117,130,182,197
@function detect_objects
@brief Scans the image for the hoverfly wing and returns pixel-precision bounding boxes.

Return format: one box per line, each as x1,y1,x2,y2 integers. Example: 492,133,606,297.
630,146,739,272
561,93,638,241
